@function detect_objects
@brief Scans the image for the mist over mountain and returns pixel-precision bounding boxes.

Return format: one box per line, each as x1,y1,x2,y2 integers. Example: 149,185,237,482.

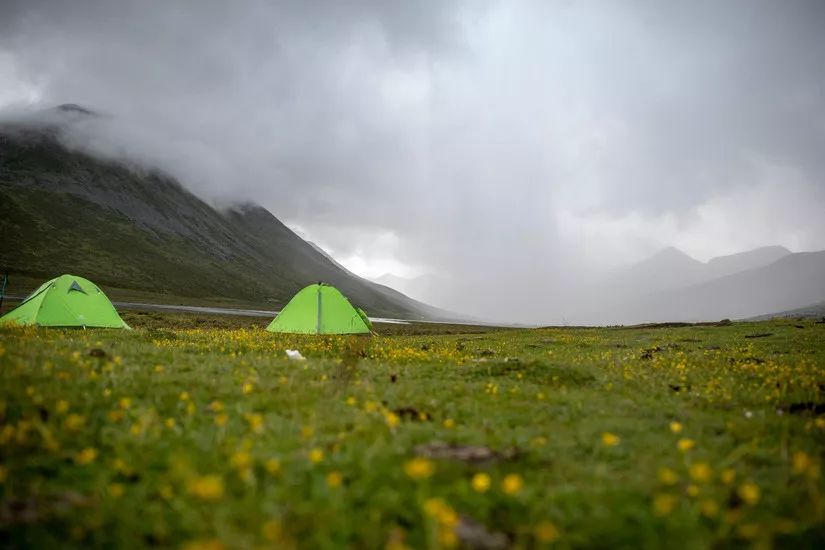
0,108,455,320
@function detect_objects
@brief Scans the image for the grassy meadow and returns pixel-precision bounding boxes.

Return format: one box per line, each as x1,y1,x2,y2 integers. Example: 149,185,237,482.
1,313,824,549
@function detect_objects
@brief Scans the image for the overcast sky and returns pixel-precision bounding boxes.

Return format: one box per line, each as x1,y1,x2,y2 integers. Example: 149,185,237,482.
2,0,824,320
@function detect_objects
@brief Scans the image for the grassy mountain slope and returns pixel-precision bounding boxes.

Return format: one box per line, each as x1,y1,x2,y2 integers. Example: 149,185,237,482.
0,117,447,319
747,301,825,320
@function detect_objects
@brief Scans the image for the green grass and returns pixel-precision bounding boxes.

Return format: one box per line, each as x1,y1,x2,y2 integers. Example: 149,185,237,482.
1,316,824,549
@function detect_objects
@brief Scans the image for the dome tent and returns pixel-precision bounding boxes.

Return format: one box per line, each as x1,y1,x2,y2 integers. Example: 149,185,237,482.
0,274,130,329
266,283,372,334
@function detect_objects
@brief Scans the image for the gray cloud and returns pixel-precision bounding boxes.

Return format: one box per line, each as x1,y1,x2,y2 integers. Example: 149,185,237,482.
1,0,824,321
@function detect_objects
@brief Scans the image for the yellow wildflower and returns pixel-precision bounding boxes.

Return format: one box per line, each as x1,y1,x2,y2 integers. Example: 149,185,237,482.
64,414,85,432
700,499,719,518
384,411,400,428
404,457,435,480
326,471,343,488
653,493,677,516
245,413,264,433
265,458,281,475
443,418,455,429
214,414,228,427
534,521,560,543
677,438,695,452
179,391,190,401
792,451,812,475
188,475,224,501
601,432,620,447
165,418,176,429
432,502,459,527
424,497,447,517
113,458,131,474
308,448,324,464
658,467,679,485
501,473,523,495
737,481,760,505
230,451,252,470
689,462,712,483
438,528,458,548
721,468,736,485
56,400,70,414
471,472,491,493
242,382,254,395
118,397,132,410
109,483,125,498
669,421,683,433
75,447,98,465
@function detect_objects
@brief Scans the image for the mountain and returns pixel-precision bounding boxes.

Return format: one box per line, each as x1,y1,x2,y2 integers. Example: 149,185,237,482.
706,245,791,279
571,245,820,324
0,107,451,320
609,247,707,295
623,250,825,323
608,245,794,298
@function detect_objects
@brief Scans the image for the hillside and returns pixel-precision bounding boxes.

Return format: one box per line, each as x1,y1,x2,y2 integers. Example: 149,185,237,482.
0,109,449,319
747,301,825,321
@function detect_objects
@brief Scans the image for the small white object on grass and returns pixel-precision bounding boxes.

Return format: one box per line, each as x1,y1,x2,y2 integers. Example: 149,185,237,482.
285,349,306,361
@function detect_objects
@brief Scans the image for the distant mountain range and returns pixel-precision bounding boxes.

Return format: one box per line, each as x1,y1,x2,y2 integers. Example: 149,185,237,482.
585,245,825,324
608,245,792,296
0,105,454,320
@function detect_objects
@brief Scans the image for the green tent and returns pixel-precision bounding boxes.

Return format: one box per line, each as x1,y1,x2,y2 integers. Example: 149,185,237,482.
266,283,371,334
0,274,130,329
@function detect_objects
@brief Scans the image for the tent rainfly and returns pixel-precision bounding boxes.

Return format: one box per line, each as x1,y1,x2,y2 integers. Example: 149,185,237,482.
0,274,130,329
266,283,372,334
